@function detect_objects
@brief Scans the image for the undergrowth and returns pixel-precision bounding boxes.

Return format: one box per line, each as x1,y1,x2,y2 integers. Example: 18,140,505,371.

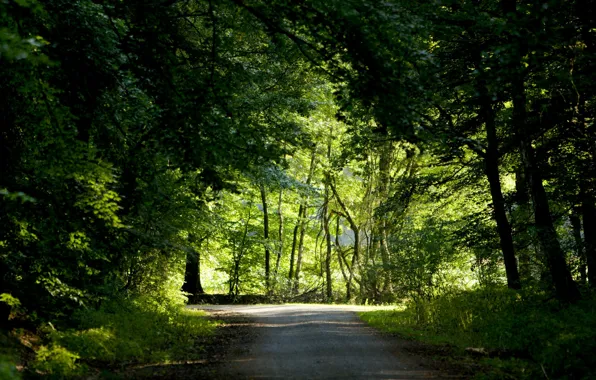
28,295,219,378
359,287,596,379
0,330,21,380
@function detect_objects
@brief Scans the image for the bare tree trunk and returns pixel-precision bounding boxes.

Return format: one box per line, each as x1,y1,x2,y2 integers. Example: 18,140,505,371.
182,235,207,296
260,185,271,293
377,142,393,296
335,216,349,285
570,208,587,285
478,77,521,290
581,190,596,287
293,207,308,293
323,184,333,301
330,179,359,301
503,0,580,302
288,203,303,280
293,147,317,293
275,189,284,277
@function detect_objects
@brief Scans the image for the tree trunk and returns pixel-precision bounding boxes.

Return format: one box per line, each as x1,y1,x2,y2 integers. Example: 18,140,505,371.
288,204,303,280
323,184,333,301
335,216,349,284
503,0,580,302
570,209,587,285
293,206,308,293
292,147,317,292
260,185,271,292
275,189,284,277
377,142,393,295
182,236,205,296
479,82,521,290
581,191,596,287
329,179,359,301
183,249,204,295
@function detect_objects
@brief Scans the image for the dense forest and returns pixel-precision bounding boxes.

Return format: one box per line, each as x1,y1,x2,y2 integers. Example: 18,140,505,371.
1,0,595,378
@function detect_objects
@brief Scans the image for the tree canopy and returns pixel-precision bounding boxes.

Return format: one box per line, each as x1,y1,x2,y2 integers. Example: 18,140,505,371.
1,0,596,377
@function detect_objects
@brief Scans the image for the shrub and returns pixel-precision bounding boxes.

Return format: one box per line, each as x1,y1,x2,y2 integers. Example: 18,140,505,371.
33,345,82,378
0,354,20,380
45,295,218,369
360,288,596,379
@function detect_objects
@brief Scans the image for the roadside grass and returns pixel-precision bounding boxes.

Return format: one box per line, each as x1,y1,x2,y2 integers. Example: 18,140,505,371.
0,330,22,379
359,288,596,379
27,296,219,378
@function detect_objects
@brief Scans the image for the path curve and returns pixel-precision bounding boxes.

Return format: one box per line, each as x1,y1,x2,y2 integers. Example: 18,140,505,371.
189,304,459,379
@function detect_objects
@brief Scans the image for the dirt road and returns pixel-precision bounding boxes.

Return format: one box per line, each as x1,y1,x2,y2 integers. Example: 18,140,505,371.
190,304,461,379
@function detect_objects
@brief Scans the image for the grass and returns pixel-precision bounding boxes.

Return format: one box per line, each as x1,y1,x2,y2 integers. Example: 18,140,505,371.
28,296,220,378
0,330,22,380
359,288,596,379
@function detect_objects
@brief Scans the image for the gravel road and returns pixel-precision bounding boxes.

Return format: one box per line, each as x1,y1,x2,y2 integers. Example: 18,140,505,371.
189,304,459,379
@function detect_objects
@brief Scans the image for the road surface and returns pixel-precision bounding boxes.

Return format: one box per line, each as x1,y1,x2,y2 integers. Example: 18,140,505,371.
189,304,458,379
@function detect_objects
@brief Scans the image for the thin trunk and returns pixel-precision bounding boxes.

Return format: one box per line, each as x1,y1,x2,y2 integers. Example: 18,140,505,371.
260,185,270,292
293,147,317,292
479,80,521,290
335,216,349,283
570,209,587,285
275,189,284,277
288,204,303,280
323,186,333,301
514,166,534,280
293,206,308,292
329,179,359,301
581,190,596,287
378,142,393,295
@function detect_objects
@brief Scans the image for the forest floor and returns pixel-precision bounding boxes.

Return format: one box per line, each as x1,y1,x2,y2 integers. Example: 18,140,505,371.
127,304,478,379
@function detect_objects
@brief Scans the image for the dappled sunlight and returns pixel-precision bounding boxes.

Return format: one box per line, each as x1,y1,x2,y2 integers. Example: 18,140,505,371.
211,304,457,379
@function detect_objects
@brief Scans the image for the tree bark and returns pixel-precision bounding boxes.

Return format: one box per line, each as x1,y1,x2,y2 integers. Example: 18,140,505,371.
292,147,317,292
293,206,308,293
329,179,359,301
260,185,271,292
581,191,596,287
503,0,580,302
182,249,204,295
377,142,394,295
479,80,521,290
288,203,304,280
323,182,333,301
275,189,284,277
570,209,587,285
182,235,206,296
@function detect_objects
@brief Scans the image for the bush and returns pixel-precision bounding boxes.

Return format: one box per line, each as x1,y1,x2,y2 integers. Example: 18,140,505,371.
33,295,218,376
360,288,596,379
0,354,20,380
33,345,82,378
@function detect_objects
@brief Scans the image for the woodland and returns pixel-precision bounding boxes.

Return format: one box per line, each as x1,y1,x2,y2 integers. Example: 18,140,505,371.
1,0,596,378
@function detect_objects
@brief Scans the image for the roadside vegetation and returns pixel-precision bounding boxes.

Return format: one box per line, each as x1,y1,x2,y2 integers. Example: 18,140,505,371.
1,0,595,378
1,292,218,378
361,289,596,379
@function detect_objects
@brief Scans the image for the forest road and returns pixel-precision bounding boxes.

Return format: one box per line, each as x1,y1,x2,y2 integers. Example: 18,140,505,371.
189,304,461,380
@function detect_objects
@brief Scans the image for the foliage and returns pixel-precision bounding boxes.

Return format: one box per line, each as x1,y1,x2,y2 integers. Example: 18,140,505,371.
33,345,81,378
33,296,218,376
0,331,21,380
1,0,595,376
360,289,596,379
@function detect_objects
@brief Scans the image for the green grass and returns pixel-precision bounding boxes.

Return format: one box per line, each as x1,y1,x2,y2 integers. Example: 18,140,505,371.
31,296,219,378
0,330,21,380
359,288,596,379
